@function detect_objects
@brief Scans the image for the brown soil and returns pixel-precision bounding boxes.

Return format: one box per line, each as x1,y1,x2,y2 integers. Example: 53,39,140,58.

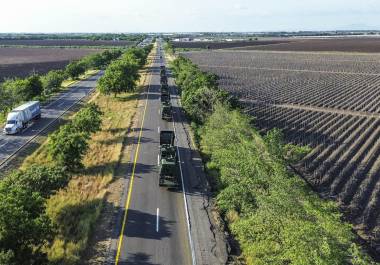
234,37,380,53
172,40,291,49
0,39,135,47
0,47,99,80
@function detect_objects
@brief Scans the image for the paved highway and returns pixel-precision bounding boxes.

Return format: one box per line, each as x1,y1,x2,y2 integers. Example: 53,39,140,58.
110,41,228,265
0,71,103,166
110,43,193,265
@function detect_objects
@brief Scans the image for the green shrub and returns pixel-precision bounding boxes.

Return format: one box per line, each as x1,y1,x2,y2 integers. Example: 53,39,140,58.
3,165,69,199
47,125,89,171
0,250,15,265
201,105,372,265
0,180,52,265
71,103,103,134
42,70,66,95
65,60,86,80
26,73,43,98
97,59,139,96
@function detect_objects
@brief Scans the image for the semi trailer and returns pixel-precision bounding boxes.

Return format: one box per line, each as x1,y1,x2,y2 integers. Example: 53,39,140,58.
3,101,41,135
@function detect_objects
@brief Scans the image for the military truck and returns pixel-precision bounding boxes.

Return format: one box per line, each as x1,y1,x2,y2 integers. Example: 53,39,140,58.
161,94,171,105
161,84,169,95
160,68,166,77
158,130,178,186
161,102,172,121
160,75,168,85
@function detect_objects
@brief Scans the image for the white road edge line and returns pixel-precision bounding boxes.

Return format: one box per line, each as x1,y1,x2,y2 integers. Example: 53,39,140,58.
156,208,160,232
170,85,197,265
162,47,196,264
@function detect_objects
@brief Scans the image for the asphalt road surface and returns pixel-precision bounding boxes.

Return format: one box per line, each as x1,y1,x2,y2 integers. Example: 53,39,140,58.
0,71,103,166
110,43,193,265
110,41,229,265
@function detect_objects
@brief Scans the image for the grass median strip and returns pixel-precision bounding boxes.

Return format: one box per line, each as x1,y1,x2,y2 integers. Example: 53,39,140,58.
21,90,140,264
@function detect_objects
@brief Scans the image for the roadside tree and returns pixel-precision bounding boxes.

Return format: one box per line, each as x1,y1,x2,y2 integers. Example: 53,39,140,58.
71,103,103,134
47,125,89,171
97,60,139,97
42,70,66,95
65,60,86,80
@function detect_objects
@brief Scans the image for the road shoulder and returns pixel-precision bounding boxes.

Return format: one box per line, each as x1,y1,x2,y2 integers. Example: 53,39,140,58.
170,75,230,265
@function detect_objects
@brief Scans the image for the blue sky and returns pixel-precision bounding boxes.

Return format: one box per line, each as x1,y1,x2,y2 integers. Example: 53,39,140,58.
1,0,380,32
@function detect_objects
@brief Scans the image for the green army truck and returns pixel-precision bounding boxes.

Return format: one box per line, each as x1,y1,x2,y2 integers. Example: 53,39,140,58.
158,130,179,187
161,84,169,95
160,68,166,77
161,94,171,105
160,75,168,85
161,103,172,121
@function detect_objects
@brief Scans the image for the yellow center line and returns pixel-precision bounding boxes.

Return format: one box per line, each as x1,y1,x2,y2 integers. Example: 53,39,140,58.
114,65,153,264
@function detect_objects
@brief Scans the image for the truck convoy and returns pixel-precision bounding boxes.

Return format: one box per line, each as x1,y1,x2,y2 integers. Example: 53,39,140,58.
160,66,173,121
158,65,178,186
158,130,179,186
3,101,41,135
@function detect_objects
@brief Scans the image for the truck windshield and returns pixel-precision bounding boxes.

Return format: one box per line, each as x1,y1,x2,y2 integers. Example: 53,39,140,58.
6,120,16,125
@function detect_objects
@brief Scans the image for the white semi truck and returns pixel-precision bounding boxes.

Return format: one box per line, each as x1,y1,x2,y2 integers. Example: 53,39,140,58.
3,101,41,135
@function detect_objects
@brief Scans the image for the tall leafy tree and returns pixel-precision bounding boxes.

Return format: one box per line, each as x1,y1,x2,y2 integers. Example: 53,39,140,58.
65,60,86,80
0,183,52,265
97,60,139,97
71,103,103,134
3,165,69,199
26,73,43,98
41,70,66,94
2,79,30,102
47,125,89,171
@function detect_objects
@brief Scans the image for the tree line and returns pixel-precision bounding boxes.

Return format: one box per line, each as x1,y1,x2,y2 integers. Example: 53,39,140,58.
97,45,152,97
0,45,153,264
0,49,122,120
170,56,375,264
0,33,146,42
